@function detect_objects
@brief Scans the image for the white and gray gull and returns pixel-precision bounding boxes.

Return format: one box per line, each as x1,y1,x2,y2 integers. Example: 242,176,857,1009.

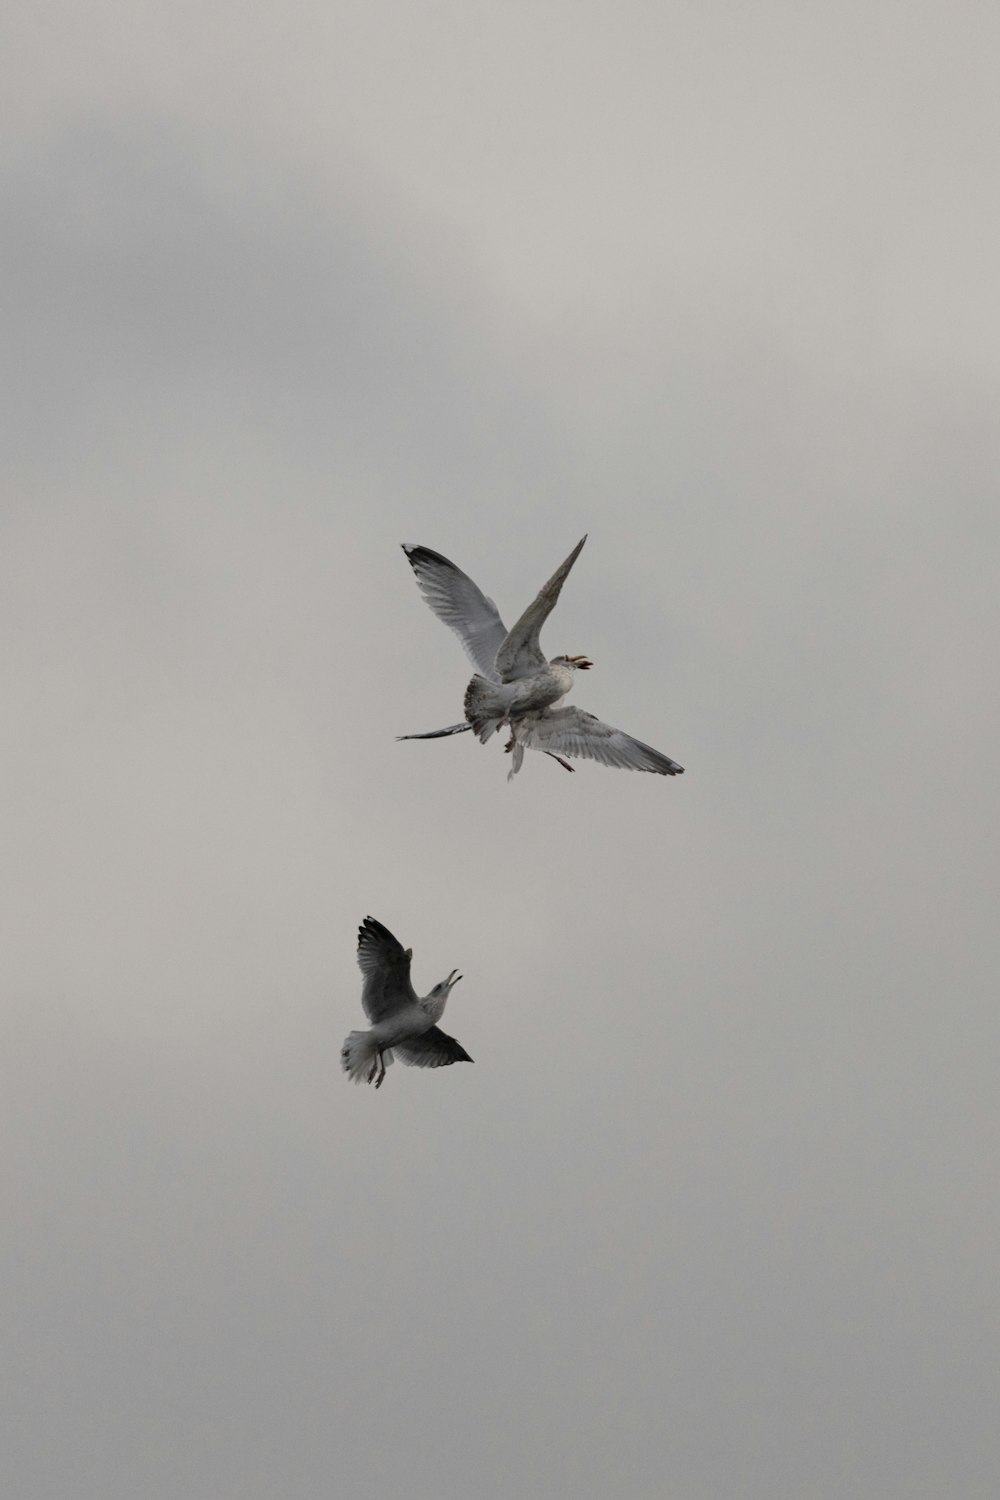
398,535,684,780
341,916,472,1089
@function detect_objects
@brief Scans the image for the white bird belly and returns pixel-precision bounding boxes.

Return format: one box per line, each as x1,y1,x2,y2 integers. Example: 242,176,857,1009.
372,1007,434,1048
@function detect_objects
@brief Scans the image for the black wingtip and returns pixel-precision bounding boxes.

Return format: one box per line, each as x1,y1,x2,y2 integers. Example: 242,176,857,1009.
401,542,460,572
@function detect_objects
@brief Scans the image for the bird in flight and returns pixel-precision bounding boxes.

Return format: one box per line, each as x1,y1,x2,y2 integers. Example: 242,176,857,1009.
398,536,684,780
341,917,472,1089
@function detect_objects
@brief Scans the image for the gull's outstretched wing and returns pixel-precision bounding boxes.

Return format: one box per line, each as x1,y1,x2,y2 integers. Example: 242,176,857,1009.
402,545,508,681
357,916,418,1023
396,722,472,740
517,705,684,775
394,1027,474,1068
494,535,587,682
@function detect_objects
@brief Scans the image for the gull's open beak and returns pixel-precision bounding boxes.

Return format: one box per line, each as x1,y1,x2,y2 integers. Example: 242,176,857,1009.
569,654,593,669
449,969,462,985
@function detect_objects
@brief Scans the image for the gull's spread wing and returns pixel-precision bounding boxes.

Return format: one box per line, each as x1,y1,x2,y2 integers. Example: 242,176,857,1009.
357,916,418,1023
394,1027,474,1068
518,706,684,775
403,545,508,682
396,721,472,740
494,535,587,682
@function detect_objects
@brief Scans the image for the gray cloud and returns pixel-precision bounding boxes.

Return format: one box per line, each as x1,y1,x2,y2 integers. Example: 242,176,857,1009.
4,5,1000,1497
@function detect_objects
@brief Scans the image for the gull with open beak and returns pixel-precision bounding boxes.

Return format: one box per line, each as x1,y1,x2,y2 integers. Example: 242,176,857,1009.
398,535,685,781
341,917,472,1090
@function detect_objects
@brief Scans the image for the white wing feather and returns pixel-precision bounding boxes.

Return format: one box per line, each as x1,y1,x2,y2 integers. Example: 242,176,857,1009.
402,545,508,681
516,706,684,775
494,535,587,682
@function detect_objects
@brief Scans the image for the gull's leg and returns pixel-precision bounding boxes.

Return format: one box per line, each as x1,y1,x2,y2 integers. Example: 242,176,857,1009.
374,1052,387,1089
367,1051,379,1084
504,718,523,755
544,751,575,773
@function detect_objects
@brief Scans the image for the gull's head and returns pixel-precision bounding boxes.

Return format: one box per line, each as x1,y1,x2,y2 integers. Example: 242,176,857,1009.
552,653,593,671
429,969,462,1005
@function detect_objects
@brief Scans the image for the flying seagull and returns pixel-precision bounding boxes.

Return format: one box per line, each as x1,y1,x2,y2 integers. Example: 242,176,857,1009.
341,916,472,1089
398,536,684,780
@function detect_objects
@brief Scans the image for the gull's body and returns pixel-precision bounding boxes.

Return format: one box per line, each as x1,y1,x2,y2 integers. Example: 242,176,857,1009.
399,536,684,780
341,916,471,1089
464,652,589,742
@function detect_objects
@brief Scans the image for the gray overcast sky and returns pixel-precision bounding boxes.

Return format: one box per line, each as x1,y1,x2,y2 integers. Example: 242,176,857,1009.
4,3,999,1497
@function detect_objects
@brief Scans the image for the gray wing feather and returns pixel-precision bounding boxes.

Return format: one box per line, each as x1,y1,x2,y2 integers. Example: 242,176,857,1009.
494,535,587,682
396,722,473,740
357,916,418,1023
518,706,684,775
394,1027,474,1068
402,545,508,682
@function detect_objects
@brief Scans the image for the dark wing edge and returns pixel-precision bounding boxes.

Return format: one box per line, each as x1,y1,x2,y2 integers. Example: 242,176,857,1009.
357,917,418,1024
394,1026,474,1068
357,916,412,975
396,722,473,740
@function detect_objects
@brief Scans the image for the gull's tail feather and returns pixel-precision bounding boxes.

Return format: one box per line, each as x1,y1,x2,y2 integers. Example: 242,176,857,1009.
341,1031,394,1085
464,674,508,742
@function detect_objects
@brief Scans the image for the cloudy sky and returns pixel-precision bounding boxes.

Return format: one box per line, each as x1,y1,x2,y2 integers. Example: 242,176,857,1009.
4,3,999,1496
